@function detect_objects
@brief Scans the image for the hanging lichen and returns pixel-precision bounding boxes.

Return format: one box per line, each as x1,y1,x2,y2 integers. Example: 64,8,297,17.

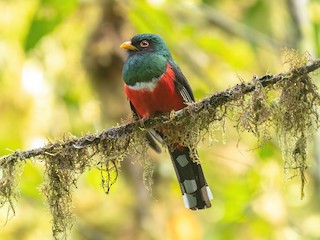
0,156,24,224
273,50,320,198
234,75,272,146
41,136,91,240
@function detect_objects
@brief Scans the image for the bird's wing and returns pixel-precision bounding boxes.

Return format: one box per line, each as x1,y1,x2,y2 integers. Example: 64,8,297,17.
129,101,162,153
170,61,195,103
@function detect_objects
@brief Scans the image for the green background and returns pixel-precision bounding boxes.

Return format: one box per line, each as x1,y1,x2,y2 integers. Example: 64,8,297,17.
0,0,320,239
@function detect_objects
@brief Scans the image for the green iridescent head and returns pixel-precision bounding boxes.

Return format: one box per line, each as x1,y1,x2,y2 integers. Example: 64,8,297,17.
121,34,174,86
120,33,171,58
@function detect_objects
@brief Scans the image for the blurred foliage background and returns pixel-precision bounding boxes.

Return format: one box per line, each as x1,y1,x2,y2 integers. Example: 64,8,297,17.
0,0,320,239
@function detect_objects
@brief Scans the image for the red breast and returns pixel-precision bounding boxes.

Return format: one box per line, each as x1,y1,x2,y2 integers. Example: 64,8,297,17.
124,63,186,118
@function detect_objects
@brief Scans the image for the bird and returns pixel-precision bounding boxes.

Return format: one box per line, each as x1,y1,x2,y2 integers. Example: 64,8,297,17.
120,33,213,210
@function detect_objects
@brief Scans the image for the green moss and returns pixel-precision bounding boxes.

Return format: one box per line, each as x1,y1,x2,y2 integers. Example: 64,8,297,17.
219,50,320,199
273,51,320,198
0,157,24,224
41,136,91,239
234,77,272,146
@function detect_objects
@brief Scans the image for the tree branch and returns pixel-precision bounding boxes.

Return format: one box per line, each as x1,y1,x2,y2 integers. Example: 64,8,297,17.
1,59,320,165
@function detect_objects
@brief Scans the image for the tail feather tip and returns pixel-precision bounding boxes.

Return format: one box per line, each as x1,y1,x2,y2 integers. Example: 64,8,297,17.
206,186,214,200
182,185,213,210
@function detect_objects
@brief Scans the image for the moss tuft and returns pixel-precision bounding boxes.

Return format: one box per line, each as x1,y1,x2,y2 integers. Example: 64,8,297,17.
235,76,272,145
41,136,91,239
273,51,320,198
0,156,24,224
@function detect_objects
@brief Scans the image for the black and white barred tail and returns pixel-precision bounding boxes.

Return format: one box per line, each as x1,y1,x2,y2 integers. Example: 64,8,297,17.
169,146,213,210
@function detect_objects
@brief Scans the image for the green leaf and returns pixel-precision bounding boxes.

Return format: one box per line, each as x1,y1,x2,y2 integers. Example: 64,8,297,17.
24,0,78,52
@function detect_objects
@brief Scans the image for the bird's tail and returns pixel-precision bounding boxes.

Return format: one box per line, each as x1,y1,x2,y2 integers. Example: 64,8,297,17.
169,146,213,210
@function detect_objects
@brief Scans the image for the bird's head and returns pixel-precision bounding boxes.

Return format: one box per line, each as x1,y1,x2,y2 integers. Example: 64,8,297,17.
120,34,171,58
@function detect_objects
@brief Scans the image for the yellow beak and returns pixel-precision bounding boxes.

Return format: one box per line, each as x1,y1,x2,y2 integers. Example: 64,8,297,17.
120,41,138,51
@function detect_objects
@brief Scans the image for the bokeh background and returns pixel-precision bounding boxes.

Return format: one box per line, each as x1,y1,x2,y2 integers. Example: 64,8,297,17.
1,0,320,239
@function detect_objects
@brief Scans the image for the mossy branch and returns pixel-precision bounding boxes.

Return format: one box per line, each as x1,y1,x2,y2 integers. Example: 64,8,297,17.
0,57,320,239
1,59,319,164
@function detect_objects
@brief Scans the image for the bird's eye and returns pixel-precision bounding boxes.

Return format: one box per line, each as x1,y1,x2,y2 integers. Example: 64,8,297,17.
140,40,149,48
